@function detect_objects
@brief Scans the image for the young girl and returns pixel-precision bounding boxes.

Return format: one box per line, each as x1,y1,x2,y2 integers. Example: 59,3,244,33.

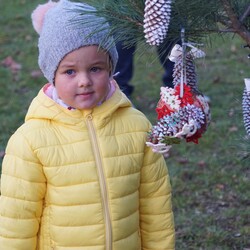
0,1,175,249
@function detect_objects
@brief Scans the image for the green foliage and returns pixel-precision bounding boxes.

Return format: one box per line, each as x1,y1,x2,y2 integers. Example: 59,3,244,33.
81,0,250,45
77,0,145,48
162,136,181,145
0,0,44,155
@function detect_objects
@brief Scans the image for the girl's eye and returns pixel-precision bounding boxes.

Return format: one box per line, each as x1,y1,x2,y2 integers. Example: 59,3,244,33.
91,67,101,73
65,69,75,75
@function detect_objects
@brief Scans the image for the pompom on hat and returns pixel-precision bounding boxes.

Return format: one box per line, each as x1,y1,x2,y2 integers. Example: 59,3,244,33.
31,0,118,84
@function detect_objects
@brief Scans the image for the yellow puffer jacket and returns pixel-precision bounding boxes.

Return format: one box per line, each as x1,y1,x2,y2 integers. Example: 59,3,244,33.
0,85,175,250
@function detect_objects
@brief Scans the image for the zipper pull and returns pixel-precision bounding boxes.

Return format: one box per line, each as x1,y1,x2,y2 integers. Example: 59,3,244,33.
86,114,93,121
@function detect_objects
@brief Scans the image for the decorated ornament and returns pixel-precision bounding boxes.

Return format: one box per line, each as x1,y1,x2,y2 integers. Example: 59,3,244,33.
146,42,211,155
143,0,172,46
242,78,250,136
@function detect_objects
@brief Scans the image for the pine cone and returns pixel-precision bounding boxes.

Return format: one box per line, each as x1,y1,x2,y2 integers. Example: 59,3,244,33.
242,87,250,136
143,0,172,46
173,53,200,94
147,104,205,144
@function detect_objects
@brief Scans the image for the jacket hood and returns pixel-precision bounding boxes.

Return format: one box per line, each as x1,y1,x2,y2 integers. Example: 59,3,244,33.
25,84,132,127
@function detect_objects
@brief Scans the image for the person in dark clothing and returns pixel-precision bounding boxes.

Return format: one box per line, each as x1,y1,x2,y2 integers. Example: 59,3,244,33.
114,40,178,98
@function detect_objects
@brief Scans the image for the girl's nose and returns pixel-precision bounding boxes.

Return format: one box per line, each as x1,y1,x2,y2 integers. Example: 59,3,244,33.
78,73,92,87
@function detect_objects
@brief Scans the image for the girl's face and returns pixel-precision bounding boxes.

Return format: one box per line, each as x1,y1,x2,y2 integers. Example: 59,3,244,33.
55,46,111,110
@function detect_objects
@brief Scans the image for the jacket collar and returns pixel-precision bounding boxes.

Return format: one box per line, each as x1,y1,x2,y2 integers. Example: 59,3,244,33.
25,83,132,128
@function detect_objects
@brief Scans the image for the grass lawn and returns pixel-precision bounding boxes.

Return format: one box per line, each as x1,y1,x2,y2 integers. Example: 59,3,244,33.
0,1,249,249
132,36,250,249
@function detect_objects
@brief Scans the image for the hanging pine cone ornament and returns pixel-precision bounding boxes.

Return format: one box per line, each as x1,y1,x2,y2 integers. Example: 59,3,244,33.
242,84,250,136
146,44,210,155
173,53,200,94
143,0,172,46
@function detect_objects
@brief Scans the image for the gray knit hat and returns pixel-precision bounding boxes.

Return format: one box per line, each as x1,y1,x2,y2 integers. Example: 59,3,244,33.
31,0,118,84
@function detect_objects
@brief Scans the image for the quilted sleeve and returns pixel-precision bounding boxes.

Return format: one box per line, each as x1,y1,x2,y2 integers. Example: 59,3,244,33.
139,145,175,250
0,131,46,250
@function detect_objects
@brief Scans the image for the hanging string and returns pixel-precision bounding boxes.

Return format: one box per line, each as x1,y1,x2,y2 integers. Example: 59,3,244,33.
180,28,186,98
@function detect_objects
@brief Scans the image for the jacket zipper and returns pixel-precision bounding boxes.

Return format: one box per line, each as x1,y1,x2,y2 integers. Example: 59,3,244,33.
86,114,112,250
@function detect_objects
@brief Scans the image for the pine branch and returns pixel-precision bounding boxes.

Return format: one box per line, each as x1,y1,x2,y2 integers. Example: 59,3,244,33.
79,0,250,47
239,4,250,22
126,0,144,17
220,0,250,45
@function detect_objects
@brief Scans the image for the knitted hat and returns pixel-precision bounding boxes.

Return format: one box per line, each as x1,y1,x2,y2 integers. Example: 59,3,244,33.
31,0,118,84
